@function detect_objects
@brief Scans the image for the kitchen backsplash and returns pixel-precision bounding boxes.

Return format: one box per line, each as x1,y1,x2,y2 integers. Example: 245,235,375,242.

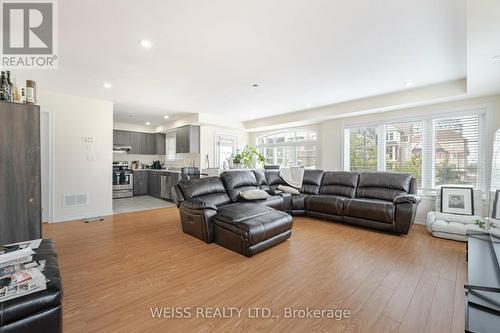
113,153,200,169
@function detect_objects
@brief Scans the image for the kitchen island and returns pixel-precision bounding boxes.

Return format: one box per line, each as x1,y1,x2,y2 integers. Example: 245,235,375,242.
132,170,181,201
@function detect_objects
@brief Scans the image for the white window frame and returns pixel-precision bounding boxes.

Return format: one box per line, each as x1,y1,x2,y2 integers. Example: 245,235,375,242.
215,133,237,168
342,107,487,193
256,130,318,168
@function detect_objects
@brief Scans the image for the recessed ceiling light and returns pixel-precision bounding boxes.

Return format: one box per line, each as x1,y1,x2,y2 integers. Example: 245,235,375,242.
252,83,259,87
145,122,151,126
494,54,500,61
139,40,153,48
307,104,313,108
163,115,170,119
103,82,112,89
405,81,414,87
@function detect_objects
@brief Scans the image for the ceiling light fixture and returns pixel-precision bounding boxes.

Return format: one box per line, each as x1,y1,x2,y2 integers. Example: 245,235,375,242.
163,115,170,119
145,122,151,126
405,81,414,87
252,83,259,87
494,54,500,61
139,40,153,48
103,82,112,89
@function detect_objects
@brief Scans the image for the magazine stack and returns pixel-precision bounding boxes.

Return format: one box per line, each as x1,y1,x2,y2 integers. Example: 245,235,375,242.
0,239,47,302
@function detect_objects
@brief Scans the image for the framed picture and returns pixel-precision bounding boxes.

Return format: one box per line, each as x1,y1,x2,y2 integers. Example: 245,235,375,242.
440,187,474,216
492,190,500,219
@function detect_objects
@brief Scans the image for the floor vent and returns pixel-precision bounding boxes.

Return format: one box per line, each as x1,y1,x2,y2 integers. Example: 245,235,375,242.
63,193,89,207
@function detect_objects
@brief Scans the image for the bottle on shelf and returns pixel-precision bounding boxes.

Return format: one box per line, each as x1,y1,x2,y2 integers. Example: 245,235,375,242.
26,80,36,104
6,71,13,102
12,79,21,103
0,72,9,101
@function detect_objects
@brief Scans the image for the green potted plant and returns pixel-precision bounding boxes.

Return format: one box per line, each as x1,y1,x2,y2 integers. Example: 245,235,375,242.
230,146,265,169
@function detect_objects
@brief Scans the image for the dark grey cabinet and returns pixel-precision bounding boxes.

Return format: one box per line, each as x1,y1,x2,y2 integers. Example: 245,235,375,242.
154,133,166,155
148,172,161,198
176,125,199,153
0,102,41,244
113,130,131,145
114,130,166,155
133,171,149,196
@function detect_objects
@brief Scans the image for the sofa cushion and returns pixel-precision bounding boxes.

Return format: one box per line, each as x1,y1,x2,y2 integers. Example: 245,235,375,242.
215,203,274,223
356,172,411,201
344,198,394,223
220,170,259,202
300,170,324,195
306,195,345,216
240,189,270,200
177,177,232,208
319,171,359,198
214,209,293,246
252,169,270,191
265,170,287,190
278,185,300,195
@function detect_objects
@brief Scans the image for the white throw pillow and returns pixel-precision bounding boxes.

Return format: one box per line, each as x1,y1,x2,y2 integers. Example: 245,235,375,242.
240,189,270,200
277,185,300,195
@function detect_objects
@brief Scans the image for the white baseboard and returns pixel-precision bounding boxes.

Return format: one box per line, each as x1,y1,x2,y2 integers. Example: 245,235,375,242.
50,210,113,223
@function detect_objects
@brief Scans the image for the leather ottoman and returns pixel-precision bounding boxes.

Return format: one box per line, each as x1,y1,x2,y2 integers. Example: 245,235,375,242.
213,203,293,257
0,239,63,333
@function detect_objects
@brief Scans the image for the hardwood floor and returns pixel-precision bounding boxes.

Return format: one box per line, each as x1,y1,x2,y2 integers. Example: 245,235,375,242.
43,207,467,333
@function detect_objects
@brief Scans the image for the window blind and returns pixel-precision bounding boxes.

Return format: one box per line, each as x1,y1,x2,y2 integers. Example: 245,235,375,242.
385,121,423,187
433,115,480,188
347,127,378,171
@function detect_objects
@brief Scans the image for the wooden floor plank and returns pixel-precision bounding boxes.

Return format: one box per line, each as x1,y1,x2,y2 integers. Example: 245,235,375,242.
42,208,466,333
424,278,455,333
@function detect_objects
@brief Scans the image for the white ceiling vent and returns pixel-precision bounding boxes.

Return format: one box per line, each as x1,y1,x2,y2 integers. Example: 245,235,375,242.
63,193,89,207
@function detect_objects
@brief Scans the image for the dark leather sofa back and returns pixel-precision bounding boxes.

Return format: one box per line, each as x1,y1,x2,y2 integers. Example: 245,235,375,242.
319,171,359,198
252,169,270,191
356,172,412,201
265,170,287,190
301,169,324,194
177,176,231,207
220,170,259,202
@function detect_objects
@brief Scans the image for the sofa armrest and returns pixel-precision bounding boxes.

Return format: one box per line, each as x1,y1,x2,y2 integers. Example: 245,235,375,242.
180,199,217,211
394,194,421,205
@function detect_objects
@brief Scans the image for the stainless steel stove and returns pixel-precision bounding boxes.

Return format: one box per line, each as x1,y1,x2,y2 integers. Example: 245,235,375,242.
113,161,133,199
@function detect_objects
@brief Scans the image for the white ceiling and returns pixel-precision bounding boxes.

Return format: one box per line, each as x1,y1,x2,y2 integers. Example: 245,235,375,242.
22,0,467,124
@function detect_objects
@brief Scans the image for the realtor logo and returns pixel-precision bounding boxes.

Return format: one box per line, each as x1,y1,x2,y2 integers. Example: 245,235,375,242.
1,0,58,68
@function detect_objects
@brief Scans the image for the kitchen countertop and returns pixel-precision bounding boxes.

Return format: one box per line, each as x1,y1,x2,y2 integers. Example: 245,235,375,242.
132,169,181,173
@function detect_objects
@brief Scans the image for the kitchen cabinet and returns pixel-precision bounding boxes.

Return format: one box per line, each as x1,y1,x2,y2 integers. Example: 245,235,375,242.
176,125,199,153
140,133,155,155
133,171,149,196
148,172,162,198
0,102,41,244
114,130,165,155
113,130,131,145
154,133,166,155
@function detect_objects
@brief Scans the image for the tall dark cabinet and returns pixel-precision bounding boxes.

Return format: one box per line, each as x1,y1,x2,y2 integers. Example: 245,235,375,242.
0,102,42,244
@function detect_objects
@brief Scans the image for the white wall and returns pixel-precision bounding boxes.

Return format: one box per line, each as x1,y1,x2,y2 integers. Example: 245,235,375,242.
39,90,113,222
200,125,249,169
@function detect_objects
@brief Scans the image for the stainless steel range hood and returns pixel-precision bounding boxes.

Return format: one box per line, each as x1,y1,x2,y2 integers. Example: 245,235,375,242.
113,145,131,153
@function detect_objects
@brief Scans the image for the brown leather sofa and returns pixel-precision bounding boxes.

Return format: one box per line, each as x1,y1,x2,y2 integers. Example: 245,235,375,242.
172,169,421,256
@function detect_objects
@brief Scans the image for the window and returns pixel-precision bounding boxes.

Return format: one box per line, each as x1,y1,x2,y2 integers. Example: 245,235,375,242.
385,122,423,187
433,115,479,188
166,132,176,160
347,127,379,172
344,112,485,191
215,134,237,168
256,130,317,168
